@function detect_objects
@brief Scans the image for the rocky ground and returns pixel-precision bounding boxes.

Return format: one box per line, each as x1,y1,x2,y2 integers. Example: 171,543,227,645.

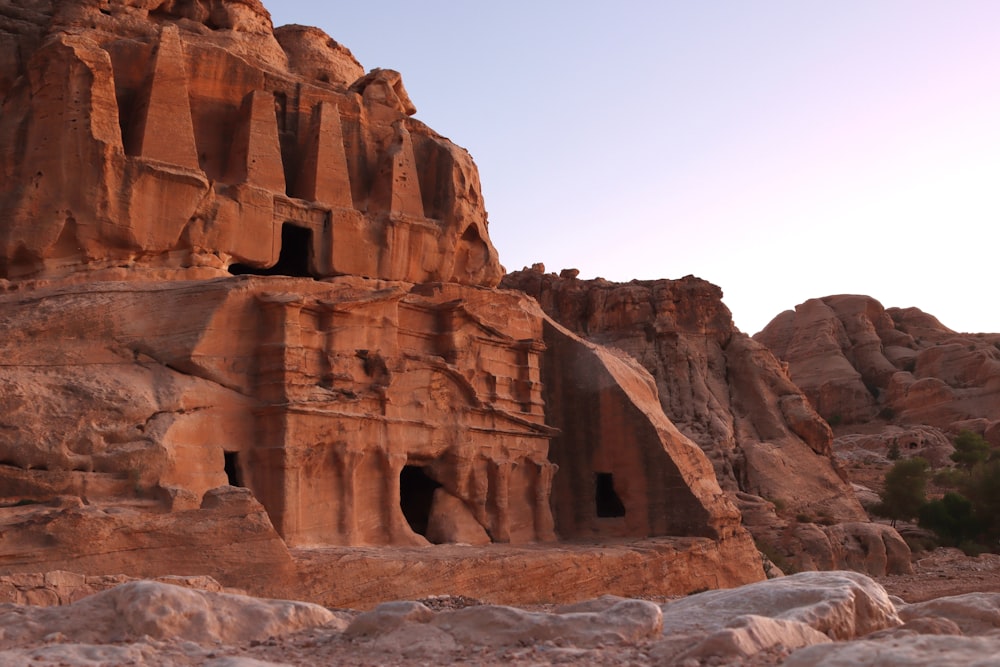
878,547,1000,603
3,555,1000,666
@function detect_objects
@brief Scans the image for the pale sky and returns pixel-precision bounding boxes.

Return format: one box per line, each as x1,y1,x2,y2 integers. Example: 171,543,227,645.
268,2,1000,335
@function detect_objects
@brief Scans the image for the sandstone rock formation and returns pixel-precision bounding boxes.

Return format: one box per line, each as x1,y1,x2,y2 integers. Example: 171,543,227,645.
4,570,997,665
0,0,763,597
834,425,955,467
501,269,909,574
756,295,1000,440
0,0,501,287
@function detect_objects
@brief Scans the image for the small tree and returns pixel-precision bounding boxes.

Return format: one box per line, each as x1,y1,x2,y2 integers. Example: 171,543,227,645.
874,457,929,527
918,492,980,547
952,430,991,469
961,460,1000,545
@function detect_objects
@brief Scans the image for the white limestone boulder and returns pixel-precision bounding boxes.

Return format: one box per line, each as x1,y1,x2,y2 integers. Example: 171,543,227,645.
0,580,340,649
784,635,1000,666
899,593,1000,635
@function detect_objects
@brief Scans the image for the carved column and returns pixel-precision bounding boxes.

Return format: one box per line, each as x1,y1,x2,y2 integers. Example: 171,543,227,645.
470,460,490,529
383,450,408,543
254,295,305,403
490,459,514,543
533,459,558,542
338,449,365,544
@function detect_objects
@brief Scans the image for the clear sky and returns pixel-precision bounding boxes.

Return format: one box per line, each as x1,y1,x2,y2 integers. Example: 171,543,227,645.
268,2,1000,335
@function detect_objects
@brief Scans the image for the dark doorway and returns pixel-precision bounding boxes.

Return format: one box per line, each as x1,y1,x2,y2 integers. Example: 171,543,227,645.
595,472,626,518
399,465,441,536
224,451,243,487
229,223,313,277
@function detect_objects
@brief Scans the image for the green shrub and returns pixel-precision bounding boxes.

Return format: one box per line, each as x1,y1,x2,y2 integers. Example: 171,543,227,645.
952,430,991,469
918,492,981,547
933,468,965,488
958,540,987,557
874,457,929,527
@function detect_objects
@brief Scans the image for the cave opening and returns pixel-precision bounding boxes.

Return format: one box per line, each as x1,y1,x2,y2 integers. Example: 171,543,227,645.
399,464,441,537
224,451,243,487
595,472,626,518
229,223,313,277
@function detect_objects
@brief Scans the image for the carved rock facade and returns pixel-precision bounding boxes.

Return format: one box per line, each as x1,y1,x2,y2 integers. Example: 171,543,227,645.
0,0,762,590
0,0,501,288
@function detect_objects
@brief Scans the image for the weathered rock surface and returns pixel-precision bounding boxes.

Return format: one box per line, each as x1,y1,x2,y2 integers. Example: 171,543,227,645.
0,489,297,597
347,596,663,648
501,269,904,574
0,0,764,600
756,294,1000,437
834,425,955,467
0,580,340,649
0,570,228,606
784,635,1000,667
10,570,997,665
660,571,901,641
293,537,761,610
899,592,1000,635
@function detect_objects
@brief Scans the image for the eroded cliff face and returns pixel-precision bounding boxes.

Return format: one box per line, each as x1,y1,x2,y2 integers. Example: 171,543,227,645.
756,295,1000,441
502,269,910,575
502,270,863,518
0,0,764,594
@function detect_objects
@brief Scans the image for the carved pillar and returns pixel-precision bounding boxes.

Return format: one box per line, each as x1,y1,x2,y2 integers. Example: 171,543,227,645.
295,101,353,208
470,460,489,529
515,340,546,417
369,120,424,219
383,450,408,543
227,89,285,192
533,460,558,542
127,25,199,169
254,295,304,403
490,459,514,543
338,449,365,544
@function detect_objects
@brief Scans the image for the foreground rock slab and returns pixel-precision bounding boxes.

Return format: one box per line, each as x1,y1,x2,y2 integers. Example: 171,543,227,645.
4,570,1000,665
291,537,761,608
784,635,1000,667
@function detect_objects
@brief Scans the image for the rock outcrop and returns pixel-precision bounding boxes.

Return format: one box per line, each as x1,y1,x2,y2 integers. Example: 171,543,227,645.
756,295,1000,439
0,0,764,597
501,269,906,574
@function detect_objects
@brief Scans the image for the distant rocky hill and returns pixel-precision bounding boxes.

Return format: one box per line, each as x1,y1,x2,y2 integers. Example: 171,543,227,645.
755,295,1000,441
